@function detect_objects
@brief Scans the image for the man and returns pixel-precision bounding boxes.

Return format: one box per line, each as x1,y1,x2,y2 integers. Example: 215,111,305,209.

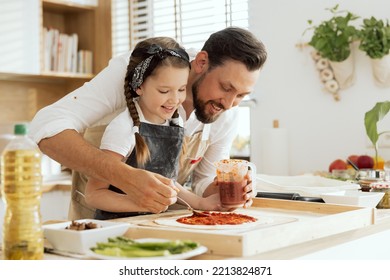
29,27,267,219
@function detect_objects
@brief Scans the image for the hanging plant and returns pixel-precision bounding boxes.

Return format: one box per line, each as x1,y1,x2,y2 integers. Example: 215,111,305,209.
306,5,359,62
304,5,359,94
358,17,390,87
358,16,390,59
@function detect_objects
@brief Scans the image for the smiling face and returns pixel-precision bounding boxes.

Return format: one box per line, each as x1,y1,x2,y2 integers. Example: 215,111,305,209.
191,60,260,123
137,65,189,124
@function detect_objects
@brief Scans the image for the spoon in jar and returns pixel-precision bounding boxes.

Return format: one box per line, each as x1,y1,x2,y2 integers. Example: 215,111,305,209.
347,159,359,171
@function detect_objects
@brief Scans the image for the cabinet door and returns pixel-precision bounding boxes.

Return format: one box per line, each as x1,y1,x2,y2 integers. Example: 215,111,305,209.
0,0,40,74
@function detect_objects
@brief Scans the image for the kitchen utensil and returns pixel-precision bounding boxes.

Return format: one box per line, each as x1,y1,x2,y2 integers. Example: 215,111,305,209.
256,192,325,203
347,159,359,171
215,159,257,207
176,196,210,217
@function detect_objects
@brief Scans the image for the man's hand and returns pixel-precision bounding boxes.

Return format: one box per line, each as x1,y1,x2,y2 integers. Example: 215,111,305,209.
120,168,178,213
39,130,178,213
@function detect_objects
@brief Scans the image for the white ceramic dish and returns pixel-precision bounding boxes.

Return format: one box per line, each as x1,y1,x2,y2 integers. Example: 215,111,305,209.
87,238,208,260
43,219,129,254
320,191,384,208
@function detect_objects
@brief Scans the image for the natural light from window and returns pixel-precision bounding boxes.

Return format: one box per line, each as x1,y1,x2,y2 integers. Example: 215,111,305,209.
112,0,252,159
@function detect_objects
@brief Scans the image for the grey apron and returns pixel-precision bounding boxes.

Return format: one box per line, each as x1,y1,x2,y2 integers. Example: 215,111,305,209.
94,122,184,220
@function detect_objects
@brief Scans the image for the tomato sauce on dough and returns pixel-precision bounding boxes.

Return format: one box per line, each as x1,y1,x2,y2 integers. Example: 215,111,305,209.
176,212,257,225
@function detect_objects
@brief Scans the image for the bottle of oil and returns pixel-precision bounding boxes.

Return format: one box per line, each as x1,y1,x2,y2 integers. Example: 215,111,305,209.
1,124,43,259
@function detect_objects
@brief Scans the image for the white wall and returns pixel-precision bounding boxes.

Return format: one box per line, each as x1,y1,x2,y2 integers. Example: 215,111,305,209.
249,0,390,175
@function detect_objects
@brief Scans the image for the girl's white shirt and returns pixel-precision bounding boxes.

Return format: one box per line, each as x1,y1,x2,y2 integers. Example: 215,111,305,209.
100,98,177,159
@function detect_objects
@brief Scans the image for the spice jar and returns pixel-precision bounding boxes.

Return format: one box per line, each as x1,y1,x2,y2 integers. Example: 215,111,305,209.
370,182,390,209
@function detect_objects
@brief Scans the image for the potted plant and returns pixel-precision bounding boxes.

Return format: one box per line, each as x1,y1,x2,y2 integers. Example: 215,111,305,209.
358,17,390,87
365,101,390,165
306,5,359,89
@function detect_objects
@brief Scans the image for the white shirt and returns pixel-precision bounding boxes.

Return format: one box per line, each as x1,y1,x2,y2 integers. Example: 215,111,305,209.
29,51,239,196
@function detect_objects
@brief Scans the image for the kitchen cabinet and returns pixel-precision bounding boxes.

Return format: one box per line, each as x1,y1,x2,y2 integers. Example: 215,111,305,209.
0,0,112,123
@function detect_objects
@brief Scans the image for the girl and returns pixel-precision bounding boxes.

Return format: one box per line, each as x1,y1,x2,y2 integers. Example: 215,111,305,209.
84,37,222,220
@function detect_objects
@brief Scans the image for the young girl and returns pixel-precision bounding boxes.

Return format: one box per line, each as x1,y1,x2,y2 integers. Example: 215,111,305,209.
84,37,222,220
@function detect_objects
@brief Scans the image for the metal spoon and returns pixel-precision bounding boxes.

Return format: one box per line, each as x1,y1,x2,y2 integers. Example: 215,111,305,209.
176,196,211,217
347,159,359,171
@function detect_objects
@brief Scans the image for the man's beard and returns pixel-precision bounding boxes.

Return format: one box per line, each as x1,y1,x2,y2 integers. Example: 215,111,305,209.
192,74,224,124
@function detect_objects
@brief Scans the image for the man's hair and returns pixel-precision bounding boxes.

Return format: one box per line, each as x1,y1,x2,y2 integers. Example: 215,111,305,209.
201,27,267,71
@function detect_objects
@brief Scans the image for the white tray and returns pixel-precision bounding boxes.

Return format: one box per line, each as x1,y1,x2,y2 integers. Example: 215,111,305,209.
256,174,360,197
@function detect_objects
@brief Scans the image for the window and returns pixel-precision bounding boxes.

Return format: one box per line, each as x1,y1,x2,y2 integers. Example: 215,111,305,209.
112,0,248,54
112,0,252,159
151,0,248,50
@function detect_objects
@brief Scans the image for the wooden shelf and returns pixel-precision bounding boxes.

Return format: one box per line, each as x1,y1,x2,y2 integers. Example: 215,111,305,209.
0,71,94,83
0,0,111,123
42,0,97,12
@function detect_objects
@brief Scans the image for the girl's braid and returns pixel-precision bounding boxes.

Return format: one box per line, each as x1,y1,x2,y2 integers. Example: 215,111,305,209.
124,64,150,167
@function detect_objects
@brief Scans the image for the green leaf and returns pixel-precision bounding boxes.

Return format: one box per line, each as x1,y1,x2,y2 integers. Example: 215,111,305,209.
365,101,390,147
306,6,359,62
358,17,390,58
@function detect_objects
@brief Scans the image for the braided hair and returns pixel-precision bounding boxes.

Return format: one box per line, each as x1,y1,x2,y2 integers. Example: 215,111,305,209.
124,37,190,167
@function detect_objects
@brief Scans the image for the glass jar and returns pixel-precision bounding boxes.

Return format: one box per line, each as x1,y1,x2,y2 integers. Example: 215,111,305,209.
370,182,390,209
357,169,386,192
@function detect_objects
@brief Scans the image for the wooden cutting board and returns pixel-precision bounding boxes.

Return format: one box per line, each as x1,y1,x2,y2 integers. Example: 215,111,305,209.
114,198,375,257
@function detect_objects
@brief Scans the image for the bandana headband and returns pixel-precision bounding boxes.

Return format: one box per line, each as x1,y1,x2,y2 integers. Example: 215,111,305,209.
131,44,190,91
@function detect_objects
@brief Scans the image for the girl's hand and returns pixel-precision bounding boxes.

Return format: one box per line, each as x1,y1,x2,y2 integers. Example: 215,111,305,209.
198,193,223,211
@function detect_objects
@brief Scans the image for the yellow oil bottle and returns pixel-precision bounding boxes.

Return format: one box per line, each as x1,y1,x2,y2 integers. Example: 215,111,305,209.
1,124,43,260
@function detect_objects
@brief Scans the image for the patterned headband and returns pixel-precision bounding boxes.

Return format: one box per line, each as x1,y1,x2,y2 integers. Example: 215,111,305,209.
131,44,190,91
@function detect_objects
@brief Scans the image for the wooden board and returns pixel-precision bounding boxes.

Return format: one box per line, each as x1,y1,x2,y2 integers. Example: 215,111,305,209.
117,198,375,257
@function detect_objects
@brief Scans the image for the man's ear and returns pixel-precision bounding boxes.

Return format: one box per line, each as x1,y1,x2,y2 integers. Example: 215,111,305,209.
193,51,208,73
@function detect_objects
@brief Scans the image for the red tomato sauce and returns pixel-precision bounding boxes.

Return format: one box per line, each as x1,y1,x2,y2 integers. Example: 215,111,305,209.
176,212,257,225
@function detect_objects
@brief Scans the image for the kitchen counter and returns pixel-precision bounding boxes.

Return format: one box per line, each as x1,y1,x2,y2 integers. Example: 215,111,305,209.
2,197,389,260
0,173,72,195
35,199,390,260
3,214,390,260
41,173,72,193
245,208,390,260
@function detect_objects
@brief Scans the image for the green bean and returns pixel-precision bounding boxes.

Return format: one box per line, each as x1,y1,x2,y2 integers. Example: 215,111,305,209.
90,236,200,258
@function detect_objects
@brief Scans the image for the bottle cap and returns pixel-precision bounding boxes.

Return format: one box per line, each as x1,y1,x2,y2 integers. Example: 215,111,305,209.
14,124,28,135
